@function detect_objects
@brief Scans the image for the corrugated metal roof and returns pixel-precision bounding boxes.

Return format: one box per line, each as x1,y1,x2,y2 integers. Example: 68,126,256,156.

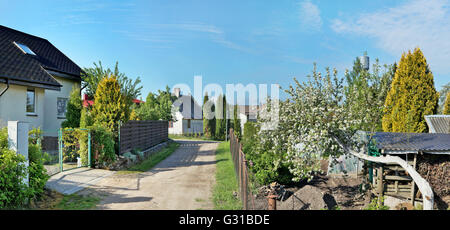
425,115,450,133
369,132,450,153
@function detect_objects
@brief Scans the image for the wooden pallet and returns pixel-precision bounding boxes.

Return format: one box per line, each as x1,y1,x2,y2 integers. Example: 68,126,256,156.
372,154,418,205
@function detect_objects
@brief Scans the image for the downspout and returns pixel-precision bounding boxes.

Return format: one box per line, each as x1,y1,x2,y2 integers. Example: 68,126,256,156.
0,78,10,97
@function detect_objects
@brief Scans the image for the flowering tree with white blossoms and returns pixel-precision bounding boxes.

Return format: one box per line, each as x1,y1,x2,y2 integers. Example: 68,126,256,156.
253,64,435,209
256,64,359,182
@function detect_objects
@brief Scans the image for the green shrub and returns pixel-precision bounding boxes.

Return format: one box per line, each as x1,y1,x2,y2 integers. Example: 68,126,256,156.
28,127,43,145
61,85,82,128
241,122,294,185
28,128,50,201
28,143,49,200
67,126,116,168
92,126,116,166
80,108,94,128
0,127,8,149
61,129,82,162
242,122,258,147
365,196,390,210
0,148,29,209
0,128,49,209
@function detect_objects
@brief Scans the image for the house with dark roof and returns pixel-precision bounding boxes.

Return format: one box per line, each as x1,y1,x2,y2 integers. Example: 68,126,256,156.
0,25,83,142
169,88,203,134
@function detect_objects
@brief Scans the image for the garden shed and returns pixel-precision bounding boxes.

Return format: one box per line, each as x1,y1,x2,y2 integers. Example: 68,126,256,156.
366,132,450,209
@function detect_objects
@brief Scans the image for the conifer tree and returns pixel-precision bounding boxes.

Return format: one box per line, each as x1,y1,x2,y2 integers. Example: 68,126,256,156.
444,92,450,115
215,95,227,140
382,48,439,133
203,93,212,137
233,104,242,140
91,75,129,134
61,85,82,128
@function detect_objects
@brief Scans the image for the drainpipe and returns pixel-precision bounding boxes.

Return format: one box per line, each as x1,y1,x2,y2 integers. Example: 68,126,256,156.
0,78,10,97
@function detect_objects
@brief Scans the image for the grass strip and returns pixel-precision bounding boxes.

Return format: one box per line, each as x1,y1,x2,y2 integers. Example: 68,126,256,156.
118,142,180,174
56,194,100,210
212,141,242,210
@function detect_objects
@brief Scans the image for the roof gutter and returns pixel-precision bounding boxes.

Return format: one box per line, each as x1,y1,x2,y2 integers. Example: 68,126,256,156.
0,77,10,97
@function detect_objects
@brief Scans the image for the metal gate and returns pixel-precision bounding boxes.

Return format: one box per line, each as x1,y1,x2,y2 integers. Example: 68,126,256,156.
58,128,91,172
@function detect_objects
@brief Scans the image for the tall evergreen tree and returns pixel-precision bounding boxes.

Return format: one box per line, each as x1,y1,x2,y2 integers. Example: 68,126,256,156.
91,74,129,134
215,95,227,140
444,92,450,115
61,85,82,128
438,83,450,113
233,104,242,140
203,92,213,138
382,48,439,133
202,92,216,138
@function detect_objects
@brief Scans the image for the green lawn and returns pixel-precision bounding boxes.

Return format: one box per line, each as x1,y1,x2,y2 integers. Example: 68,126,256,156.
117,142,180,174
56,194,100,210
27,190,100,210
212,141,242,210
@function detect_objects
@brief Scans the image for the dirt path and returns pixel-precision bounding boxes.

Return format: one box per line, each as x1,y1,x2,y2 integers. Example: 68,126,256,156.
78,140,219,210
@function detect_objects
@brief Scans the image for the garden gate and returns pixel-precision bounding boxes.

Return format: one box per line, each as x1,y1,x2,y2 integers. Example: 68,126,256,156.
58,128,92,172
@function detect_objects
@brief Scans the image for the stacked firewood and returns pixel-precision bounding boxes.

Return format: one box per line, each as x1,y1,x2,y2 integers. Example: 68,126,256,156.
416,155,450,198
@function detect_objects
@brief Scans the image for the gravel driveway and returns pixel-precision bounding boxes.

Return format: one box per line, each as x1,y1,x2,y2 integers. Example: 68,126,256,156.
78,140,220,210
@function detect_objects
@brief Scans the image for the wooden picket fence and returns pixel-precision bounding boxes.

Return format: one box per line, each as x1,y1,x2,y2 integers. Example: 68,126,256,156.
230,129,256,210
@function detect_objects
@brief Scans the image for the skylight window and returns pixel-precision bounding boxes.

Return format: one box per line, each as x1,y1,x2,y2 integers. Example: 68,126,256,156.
14,42,36,55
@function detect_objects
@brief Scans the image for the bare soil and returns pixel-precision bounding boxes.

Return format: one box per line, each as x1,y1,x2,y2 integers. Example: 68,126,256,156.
249,174,370,210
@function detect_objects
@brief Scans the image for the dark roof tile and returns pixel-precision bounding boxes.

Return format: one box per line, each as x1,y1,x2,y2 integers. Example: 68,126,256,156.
0,25,82,87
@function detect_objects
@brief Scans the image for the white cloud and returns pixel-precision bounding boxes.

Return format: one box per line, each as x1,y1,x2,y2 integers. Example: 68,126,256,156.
331,0,450,73
299,0,323,31
116,22,252,53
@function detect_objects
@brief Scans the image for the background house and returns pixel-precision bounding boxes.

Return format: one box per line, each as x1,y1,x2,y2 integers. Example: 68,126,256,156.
0,25,83,149
237,105,259,135
169,88,203,135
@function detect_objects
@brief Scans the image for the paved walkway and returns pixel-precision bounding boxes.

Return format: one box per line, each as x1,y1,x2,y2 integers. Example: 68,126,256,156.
45,168,116,195
77,140,219,210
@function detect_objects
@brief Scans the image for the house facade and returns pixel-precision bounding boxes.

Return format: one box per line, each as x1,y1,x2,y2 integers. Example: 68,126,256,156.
168,88,203,135
0,25,83,145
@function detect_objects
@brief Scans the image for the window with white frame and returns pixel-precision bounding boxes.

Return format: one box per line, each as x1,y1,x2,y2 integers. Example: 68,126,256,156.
26,89,36,114
57,97,68,118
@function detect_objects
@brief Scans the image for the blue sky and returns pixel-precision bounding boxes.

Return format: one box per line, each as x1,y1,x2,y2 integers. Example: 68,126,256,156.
1,0,449,104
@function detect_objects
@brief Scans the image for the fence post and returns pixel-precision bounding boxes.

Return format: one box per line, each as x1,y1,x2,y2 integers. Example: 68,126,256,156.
118,120,121,155
8,121,29,186
268,192,277,210
58,128,63,172
88,130,91,168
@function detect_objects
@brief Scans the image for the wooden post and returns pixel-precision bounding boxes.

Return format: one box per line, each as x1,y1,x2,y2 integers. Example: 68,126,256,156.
410,154,417,206
377,164,384,206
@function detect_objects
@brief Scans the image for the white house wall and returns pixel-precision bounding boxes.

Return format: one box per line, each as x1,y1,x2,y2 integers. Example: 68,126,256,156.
182,119,203,134
43,76,79,137
0,84,45,131
239,113,248,135
169,111,184,135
